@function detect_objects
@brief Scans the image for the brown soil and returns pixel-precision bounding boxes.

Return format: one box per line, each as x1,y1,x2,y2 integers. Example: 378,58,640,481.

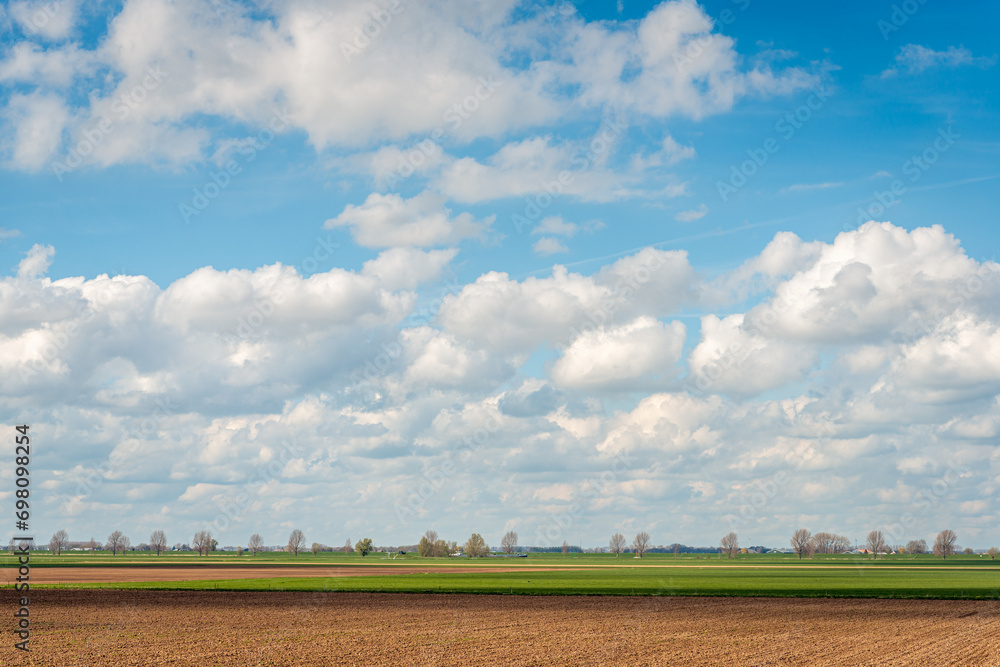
9,566,566,584
4,590,999,666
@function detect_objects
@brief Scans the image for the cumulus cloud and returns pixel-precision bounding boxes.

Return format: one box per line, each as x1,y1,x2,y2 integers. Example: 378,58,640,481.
361,248,457,290
686,313,818,396
745,222,995,344
7,222,1000,548
551,316,686,390
0,0,819,171
437,247,695,353
325,191,493,248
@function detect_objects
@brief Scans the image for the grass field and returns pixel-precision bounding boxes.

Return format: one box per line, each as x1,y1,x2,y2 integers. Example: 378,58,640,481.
7,550,999,599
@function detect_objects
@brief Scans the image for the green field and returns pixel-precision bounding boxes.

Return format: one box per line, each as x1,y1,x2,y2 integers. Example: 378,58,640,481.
7,550,1000,599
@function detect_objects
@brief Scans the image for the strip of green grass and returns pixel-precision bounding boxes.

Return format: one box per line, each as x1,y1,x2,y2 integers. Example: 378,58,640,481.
40,565,1000,600
8,552,998,568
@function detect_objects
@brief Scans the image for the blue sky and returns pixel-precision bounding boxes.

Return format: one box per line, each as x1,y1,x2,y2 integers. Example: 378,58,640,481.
1,0,998,551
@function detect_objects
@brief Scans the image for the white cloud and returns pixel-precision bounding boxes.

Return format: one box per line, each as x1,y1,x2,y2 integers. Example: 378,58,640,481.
0,91,69,170
551,316,685,390
8,0,77,41
745,222,996,344
687,313,818,396
325,191,493,248
531,216,580,237
0,42,85,86
631,135,696,171
882,44,997,77
438,248,695,353
560,0,819,118
0,0,819,171
531,215,604,257
532,237,569,256
17,243,55,278
361,248,457,290
5,222,1000,546
675,203,708,222
435,134,637,204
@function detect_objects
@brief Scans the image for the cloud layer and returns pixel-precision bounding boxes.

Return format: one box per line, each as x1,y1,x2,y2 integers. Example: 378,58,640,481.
2,222,999,549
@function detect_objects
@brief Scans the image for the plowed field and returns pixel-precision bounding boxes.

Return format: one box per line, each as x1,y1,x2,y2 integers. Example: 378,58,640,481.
4,590,999,666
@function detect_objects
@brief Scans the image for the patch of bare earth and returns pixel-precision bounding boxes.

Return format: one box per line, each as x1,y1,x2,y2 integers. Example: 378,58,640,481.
4,591,999,666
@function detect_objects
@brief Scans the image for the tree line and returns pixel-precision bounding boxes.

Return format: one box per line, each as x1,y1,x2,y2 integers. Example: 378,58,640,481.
719,528,994,560
39,527,1000,561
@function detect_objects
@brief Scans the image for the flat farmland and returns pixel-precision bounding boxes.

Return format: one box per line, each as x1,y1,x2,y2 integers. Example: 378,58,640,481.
3,590,1000,666
16,557,999,600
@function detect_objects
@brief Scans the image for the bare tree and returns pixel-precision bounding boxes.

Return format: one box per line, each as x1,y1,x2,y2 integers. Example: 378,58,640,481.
248,533,264,556
906,539,927,555
343,538,353,554
811,532,851,554
933,529,957,559
49,530,69,555
561,540,569,555
500,530,518,555
311,542,322,556
193,530,213,556
464,533,489,557
632,532,650,558
287,529,306,556
609,532,626,557
720,532,739,559
107,530,129,556
790,529,812,559
150,530,167,556
866,530,886,559
987,547,999,560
